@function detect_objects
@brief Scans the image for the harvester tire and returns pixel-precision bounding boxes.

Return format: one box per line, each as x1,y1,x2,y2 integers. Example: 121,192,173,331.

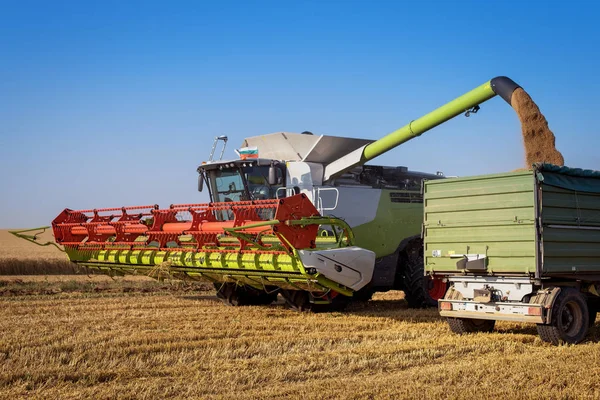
447,317,496,334
401,240,440,308
587,298,599,327
281,290,349,313
352,288,375,302
214,283,278,306
537,288,589,345
281,290,313,312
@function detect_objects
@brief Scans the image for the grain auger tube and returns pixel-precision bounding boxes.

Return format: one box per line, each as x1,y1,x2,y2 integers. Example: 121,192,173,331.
323,76,520,180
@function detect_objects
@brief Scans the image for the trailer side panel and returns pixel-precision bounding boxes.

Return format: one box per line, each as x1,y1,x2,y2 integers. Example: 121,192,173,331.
424,171,536,275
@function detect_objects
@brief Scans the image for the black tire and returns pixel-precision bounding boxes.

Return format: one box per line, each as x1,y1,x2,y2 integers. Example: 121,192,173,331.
447,317,496,334
588,299,599,327
537,288,589,345
281,290,349,312
352,287,375,302
214,283,278,306
280,290,313,312
401,240,439,308
589,308,597,328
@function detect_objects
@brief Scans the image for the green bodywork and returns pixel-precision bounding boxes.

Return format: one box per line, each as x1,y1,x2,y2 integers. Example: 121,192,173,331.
424,165,600,279
352,190,423,258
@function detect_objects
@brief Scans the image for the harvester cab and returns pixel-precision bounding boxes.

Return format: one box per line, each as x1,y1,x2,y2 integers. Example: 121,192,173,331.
198,158,286,204
41,76,524,312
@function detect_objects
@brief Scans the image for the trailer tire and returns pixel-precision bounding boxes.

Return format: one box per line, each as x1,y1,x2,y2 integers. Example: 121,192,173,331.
401,240,445,308
537,288,589,345
447,317,496,334
214,283,278,306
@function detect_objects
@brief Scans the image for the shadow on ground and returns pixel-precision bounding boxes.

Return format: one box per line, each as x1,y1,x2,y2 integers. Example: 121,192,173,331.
179,292,600,343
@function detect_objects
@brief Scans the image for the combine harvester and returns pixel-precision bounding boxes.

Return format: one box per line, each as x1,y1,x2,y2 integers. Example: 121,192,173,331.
40,77,523,311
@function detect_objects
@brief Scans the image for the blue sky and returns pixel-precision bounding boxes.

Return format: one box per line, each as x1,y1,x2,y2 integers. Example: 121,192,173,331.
1,0,598,228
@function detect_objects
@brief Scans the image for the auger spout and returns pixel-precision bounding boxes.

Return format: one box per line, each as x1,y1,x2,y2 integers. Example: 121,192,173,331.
323,76,521,181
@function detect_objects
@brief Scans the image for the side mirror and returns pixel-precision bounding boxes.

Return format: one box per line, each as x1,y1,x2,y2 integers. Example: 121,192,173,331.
268,166,277,186
197,174,204,192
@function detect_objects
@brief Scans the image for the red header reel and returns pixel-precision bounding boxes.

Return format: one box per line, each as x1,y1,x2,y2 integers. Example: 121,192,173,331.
52,194,321,253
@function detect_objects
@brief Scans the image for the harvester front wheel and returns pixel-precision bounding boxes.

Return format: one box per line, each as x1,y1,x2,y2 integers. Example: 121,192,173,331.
214,283,278,306
587,298,599,327
280,290,349,312
589,308,598,327
352,287,375,302
401,240,446,308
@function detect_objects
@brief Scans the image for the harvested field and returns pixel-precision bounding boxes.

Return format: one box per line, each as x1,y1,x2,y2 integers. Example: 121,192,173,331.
0,228,64,261
0,291,599,399
3,232,600,399
0,275,210,297
0,229,80,275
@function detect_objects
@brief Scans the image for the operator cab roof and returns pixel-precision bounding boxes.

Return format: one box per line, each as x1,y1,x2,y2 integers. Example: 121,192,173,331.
198,158,280,172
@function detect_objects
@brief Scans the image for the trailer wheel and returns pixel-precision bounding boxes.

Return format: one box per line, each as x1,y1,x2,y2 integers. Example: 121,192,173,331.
447,317,496,334
214,283,278,306
537,288,589,345
280,290,349,312
401,240,447,308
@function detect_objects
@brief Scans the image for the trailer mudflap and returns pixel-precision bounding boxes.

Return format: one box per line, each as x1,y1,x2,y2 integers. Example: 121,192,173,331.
529,286,562,324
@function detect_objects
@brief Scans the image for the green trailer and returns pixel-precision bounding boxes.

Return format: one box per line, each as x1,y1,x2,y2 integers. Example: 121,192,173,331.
424,164,600,344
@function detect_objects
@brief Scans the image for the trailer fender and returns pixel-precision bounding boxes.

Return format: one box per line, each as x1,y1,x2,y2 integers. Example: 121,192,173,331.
530,287,562,324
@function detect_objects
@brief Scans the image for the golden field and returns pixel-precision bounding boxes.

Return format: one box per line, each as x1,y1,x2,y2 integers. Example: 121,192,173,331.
1,230,600,399
0,228,65,261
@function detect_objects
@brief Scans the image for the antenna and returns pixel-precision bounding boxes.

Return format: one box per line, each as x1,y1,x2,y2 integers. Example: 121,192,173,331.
209,135,229,161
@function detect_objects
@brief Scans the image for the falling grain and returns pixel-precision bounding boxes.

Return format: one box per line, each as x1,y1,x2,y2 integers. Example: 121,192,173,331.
511,88,564,167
